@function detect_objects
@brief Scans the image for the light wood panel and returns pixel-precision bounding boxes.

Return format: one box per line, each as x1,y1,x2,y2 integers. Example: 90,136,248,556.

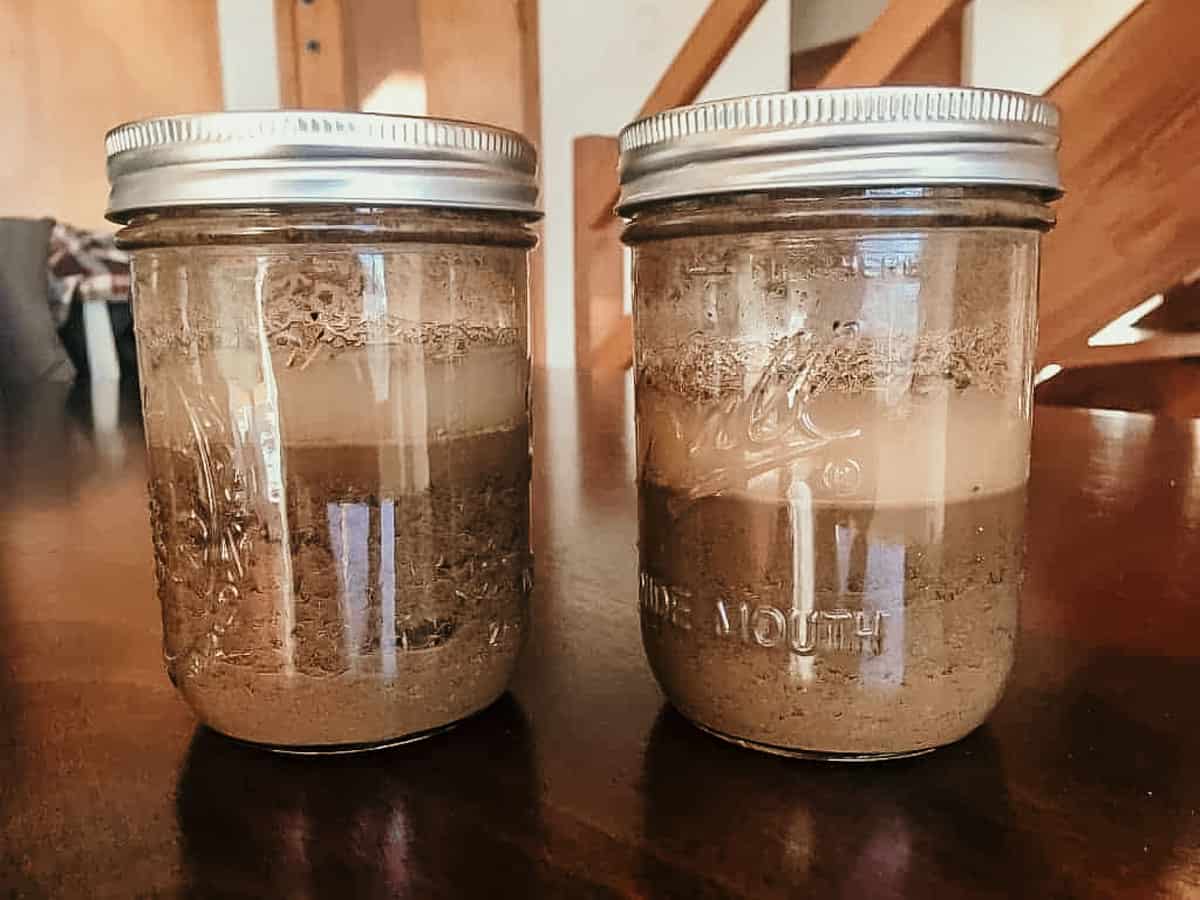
417,0,539,137
817,0,967,87
275,0,352,109
416,0,545,366
1036,0,1200,367
345,0,423,114
0,0,222,229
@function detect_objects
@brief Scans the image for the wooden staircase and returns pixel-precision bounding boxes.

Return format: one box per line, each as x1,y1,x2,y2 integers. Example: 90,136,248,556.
573,0,1200,408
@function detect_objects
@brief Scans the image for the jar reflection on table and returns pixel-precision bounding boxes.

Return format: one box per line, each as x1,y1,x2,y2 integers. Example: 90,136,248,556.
175,696,549,897
637,705,1055,897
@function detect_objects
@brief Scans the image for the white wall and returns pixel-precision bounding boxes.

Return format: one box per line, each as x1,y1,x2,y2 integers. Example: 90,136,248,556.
539,0,790,368
787,0,1143,91
965,0,1143,92
790,0,887,51
216,0,281,110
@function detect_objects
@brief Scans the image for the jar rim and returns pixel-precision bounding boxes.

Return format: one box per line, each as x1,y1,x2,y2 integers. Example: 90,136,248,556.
618,87,1061,214
105,111,541,223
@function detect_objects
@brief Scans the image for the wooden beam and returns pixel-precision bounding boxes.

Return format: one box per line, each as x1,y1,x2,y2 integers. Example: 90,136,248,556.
417,0,545,366
637,0,768,119
1036,0,1200,366
1132,278,1200,333
792,4,963,92
1037,358,1200,419
275,0,352,109
817,0,967,88
590,0,767,229
583,0,963,370
790,38,856,90
888,4,963,85
574,136,625,370
1056,334,1200,370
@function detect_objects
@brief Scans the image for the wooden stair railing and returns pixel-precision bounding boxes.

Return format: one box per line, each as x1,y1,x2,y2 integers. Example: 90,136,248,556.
1035,0,1200,369
573,136,625,372
816,0,966,88
573,0,768,370
588,0,770,232
574,0,965,371
574,0,1199,378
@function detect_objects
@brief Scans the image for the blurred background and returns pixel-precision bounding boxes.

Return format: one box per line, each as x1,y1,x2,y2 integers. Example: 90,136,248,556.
2,0,1196,416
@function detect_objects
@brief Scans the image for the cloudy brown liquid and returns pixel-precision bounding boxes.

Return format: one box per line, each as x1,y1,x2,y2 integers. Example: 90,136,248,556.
639,481,1024,757
147,427,530,749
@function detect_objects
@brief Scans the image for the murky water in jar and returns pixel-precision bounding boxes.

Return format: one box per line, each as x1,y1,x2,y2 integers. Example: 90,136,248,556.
148,424,530,748
631,225,1037,756
639,481,1023,756
133,234,533,749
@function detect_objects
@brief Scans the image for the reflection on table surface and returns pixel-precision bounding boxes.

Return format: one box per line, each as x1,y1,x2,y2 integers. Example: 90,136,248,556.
2,373,1200,897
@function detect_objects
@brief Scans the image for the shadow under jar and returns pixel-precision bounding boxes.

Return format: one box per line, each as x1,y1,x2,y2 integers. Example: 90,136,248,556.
106,112,539,752
619,88,1061,760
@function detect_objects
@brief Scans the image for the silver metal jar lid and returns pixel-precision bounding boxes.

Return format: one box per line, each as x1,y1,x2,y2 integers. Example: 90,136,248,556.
105,111,540,222
618,87,1061,213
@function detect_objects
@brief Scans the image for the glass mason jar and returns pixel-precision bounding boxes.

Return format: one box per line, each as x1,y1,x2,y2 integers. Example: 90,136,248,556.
105,112,539,752
620,88,1061,759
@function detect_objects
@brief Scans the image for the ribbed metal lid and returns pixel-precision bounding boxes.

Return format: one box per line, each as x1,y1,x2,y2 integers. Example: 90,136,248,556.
618,87,1061,212
105,111,540,222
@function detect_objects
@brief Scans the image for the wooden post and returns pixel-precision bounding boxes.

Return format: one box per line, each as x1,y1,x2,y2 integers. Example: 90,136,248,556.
574,136,625,371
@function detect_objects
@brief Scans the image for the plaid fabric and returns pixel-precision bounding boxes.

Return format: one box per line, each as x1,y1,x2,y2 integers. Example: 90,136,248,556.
47,223,130,327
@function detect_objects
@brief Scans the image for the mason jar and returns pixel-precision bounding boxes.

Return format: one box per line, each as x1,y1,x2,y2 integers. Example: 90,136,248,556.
620,88,1060,759
106,112,538,752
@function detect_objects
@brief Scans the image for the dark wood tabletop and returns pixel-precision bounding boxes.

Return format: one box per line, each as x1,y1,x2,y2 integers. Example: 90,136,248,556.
3,373,1200,899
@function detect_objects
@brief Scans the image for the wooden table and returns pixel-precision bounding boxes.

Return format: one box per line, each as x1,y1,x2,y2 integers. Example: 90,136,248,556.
3,374,1199,898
